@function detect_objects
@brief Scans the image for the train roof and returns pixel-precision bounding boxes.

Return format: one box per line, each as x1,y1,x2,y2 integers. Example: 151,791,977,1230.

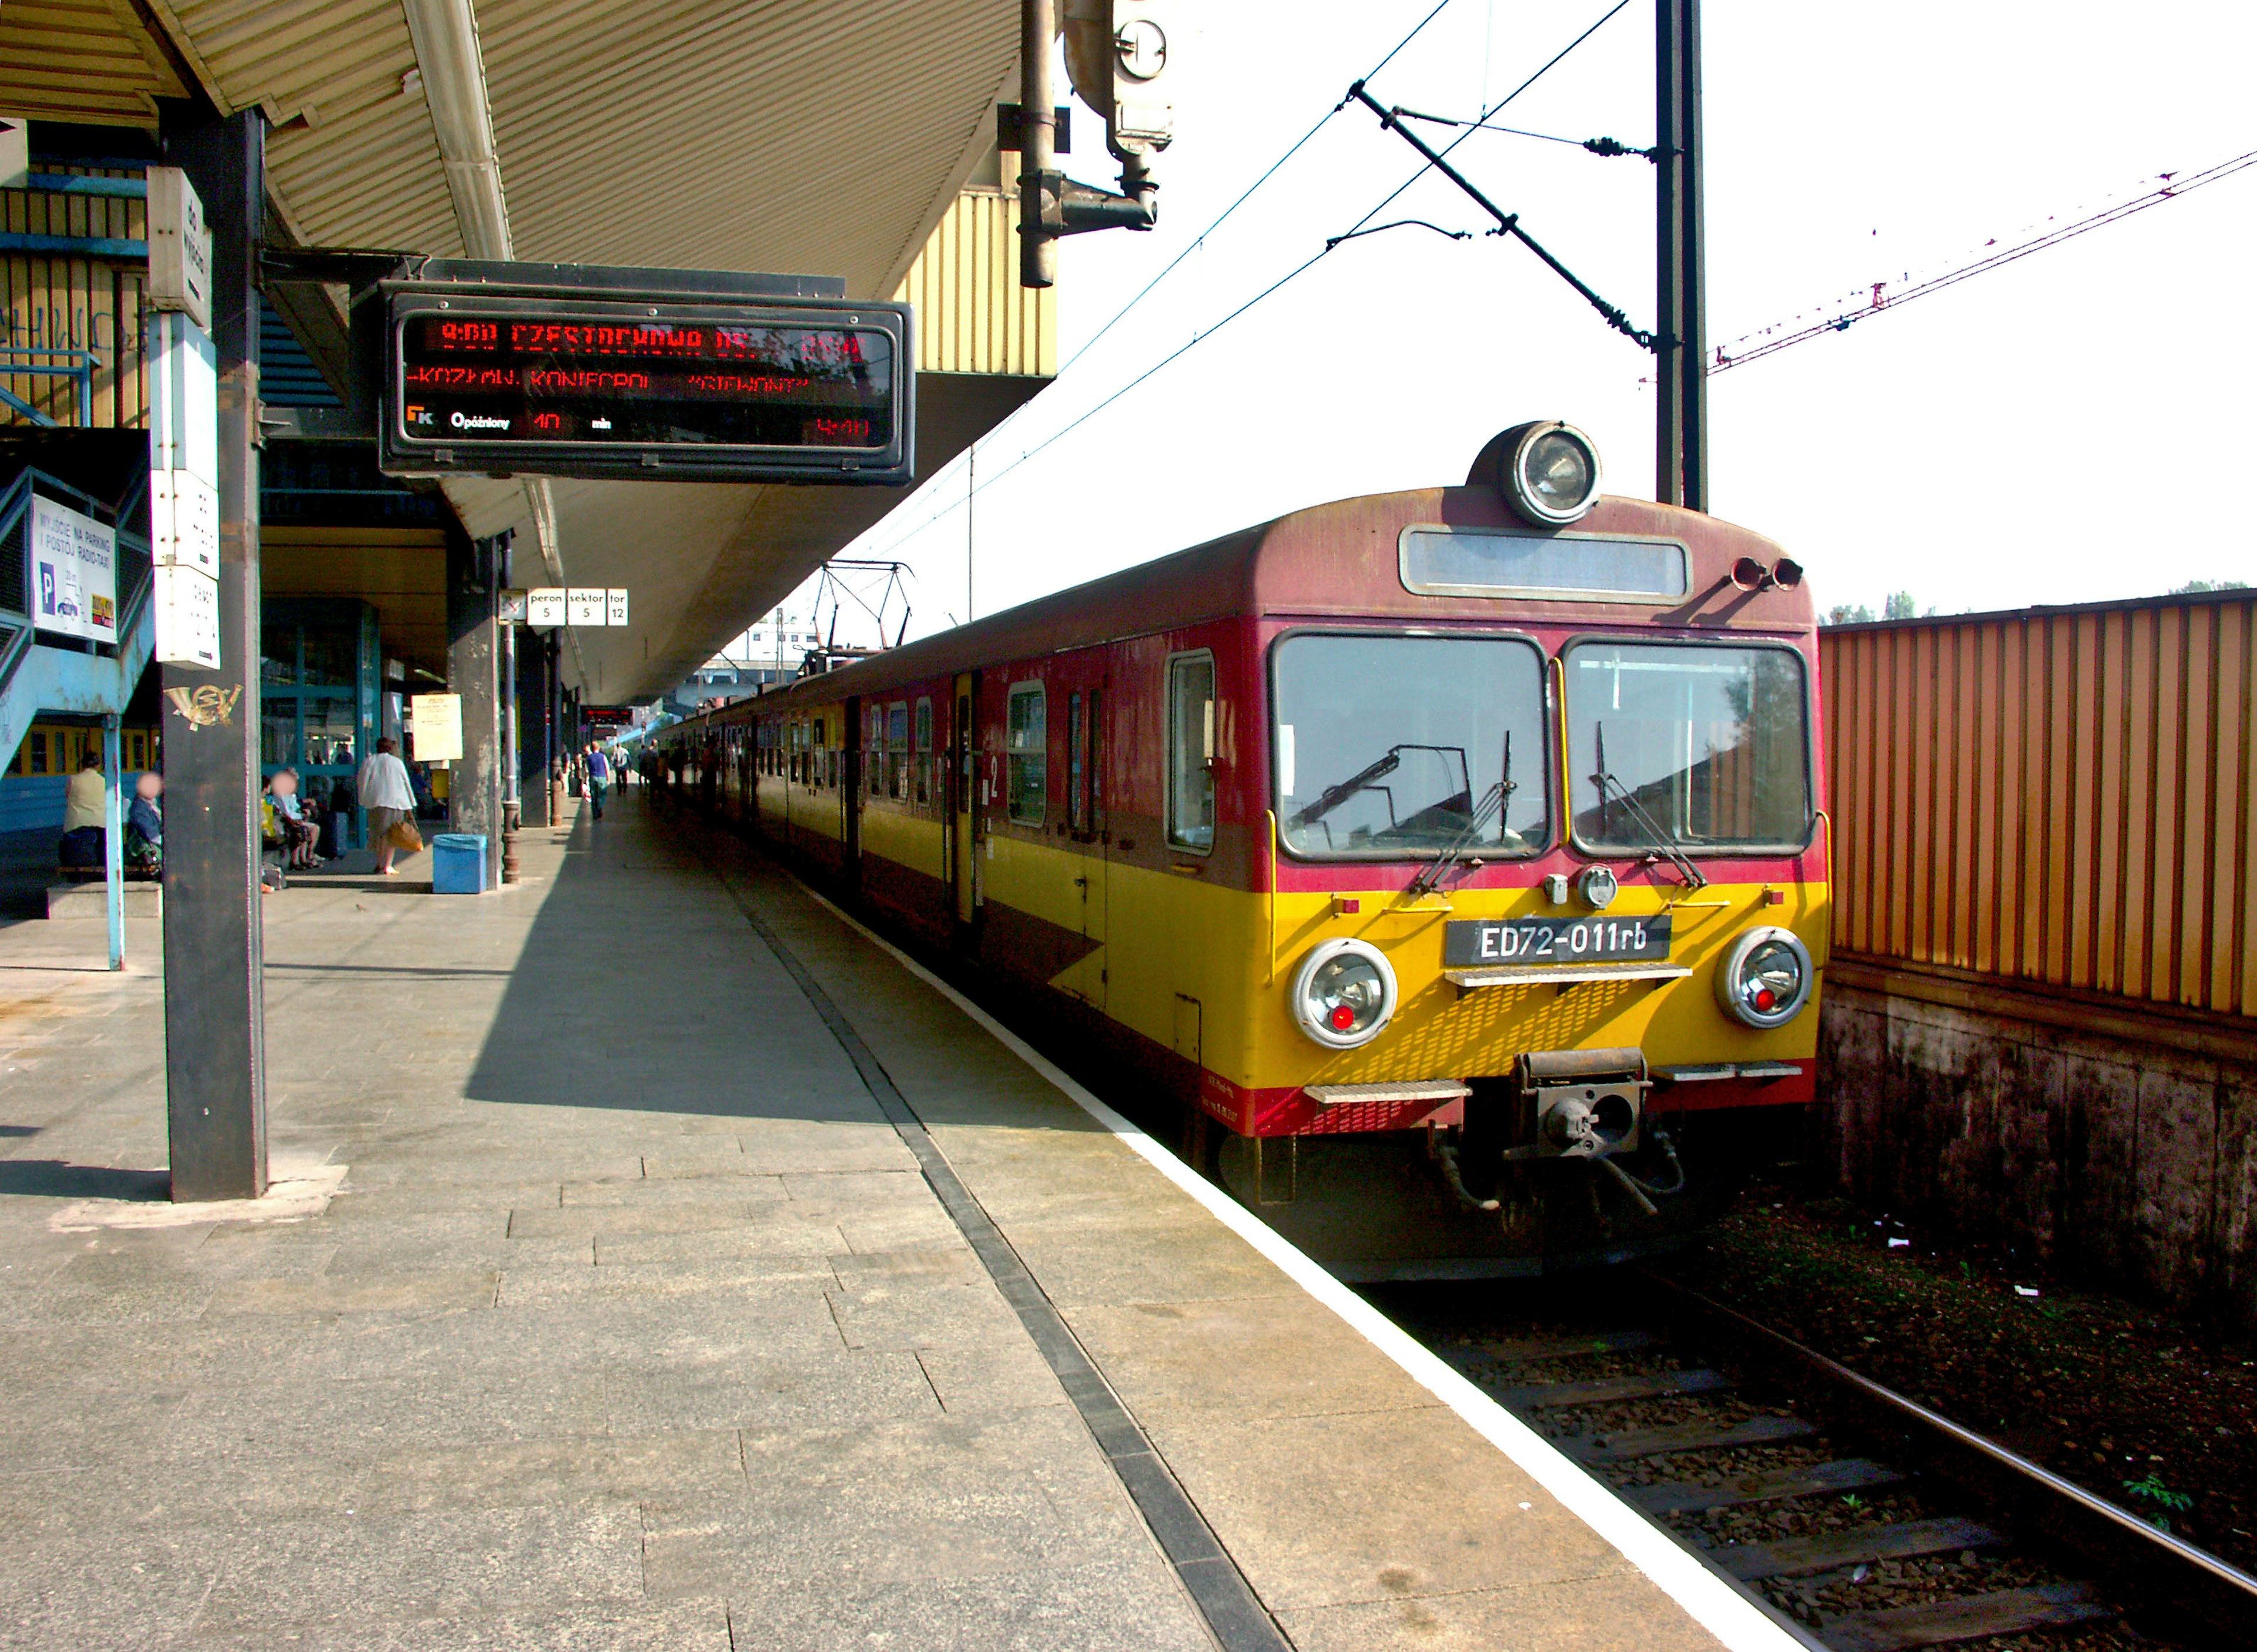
719,465,1810,720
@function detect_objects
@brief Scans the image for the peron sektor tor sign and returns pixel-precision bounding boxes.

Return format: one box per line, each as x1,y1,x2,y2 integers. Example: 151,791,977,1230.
377,262,913,486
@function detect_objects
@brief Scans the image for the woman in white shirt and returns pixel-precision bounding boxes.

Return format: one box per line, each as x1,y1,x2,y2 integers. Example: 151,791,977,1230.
354,737,418,874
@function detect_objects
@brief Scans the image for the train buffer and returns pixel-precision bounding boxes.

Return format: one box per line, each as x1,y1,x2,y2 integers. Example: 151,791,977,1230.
0,793,1806,1652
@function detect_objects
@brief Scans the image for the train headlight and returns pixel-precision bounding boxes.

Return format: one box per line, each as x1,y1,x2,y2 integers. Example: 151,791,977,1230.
1290,938,1399,1050
1716,926,1814,1029
1502,420,1603,527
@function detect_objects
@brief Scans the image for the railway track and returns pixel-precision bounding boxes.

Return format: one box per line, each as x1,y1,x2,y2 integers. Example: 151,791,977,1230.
1378,1272,2257,1652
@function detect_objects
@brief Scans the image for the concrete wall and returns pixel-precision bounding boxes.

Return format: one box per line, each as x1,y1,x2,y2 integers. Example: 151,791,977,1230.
1817,963,2257,1330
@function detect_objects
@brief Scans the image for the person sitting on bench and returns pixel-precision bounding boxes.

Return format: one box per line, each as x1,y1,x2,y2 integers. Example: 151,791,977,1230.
266,768,323,869
58,751,105,873
125,772,162,877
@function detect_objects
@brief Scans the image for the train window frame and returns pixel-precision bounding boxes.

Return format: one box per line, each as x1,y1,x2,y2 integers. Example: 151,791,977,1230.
1558,632,1819,859
1165,649,1217,857
913,698,933,806
1066,691,1084,832
1006,681,1046,826
1265,625,1555,864
1398,522,1691,603
886,701,909,800
1086,685,1103,833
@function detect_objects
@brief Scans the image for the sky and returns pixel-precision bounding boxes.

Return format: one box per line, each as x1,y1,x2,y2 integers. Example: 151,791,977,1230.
792,1,2256,648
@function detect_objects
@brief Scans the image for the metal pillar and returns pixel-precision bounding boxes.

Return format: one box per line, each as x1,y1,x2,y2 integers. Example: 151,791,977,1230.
1655,0,1708,511
519,626,550,829
546,632,564,825
499,540,521,882
1017,0,1057,288
102,714,122,972
159,108,267,1202
446,531,503,886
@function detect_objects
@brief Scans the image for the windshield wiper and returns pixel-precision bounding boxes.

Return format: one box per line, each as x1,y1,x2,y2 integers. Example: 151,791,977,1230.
1289,745,1404,832
1407,732,1515,899
1591,722,1708,889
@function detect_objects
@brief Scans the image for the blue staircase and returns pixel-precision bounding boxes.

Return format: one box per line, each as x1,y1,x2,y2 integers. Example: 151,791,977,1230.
0,466,156,772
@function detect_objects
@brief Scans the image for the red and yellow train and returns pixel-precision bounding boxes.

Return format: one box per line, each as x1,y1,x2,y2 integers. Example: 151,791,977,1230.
654,422,1827,1278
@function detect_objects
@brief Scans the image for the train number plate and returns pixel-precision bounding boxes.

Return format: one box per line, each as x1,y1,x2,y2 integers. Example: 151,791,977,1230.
1443,913,1673,967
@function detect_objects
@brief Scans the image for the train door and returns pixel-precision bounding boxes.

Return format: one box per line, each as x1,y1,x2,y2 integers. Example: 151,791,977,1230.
951,672,978,926
1068,678,1108,1011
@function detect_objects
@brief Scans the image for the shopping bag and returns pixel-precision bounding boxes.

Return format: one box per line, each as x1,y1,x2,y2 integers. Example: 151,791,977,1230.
386,819,424,854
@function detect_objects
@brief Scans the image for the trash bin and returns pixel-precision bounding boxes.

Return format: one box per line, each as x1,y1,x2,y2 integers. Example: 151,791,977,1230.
430,833,487,894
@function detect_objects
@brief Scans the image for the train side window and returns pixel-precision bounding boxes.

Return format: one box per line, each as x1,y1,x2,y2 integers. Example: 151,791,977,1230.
887,702,908,799
1087,686,1102,830
956,693,973,806
868,706,884,796
1167,653,1216,853
913,698,933,805
1066,692,1084,830
28,731,48,774
1006,682,1045,825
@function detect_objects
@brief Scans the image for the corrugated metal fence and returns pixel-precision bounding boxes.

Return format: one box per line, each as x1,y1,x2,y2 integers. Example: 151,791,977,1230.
1820,591,2256,1020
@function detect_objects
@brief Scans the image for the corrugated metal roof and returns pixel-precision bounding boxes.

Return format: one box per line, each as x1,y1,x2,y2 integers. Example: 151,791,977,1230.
148,0,1019,299
8,0,1053,702
0,0,191,123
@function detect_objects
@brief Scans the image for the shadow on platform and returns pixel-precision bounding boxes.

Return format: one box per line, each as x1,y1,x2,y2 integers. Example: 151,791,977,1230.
463,796,882,1123
0,1160,168,1201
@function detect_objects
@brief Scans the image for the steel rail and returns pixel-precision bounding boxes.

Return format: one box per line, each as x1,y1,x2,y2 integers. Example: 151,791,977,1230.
1640,1270,2257,1647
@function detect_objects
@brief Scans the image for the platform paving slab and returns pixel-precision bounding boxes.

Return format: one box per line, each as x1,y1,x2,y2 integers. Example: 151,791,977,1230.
0,793,1747,1652
0,801,1215,1651
706,829,1744,1652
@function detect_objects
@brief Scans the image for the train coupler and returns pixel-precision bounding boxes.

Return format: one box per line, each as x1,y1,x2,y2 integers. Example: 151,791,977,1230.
1511,1047,1650,1160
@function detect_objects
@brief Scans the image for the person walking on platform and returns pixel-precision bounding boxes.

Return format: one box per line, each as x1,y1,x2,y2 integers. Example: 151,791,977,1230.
58,750,107,872
585,743,610,819
357,737,418,876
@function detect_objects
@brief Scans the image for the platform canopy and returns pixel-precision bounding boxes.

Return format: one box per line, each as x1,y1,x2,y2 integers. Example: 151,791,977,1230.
0,0,1053,700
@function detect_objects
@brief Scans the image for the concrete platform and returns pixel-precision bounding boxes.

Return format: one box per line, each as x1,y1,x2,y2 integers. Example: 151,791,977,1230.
0,794,1793,1651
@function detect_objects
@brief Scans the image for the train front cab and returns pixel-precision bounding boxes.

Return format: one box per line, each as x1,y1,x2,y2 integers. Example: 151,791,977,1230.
1147,440,1825,1279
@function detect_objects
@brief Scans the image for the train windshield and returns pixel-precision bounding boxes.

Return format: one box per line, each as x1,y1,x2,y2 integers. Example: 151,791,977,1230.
1273,633,1551,859
1564,641,1813,853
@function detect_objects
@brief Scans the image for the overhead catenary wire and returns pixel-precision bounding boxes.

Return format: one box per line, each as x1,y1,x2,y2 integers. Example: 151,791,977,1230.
859,0,1632,570
1712,148,2257,373
1393,105,1653,159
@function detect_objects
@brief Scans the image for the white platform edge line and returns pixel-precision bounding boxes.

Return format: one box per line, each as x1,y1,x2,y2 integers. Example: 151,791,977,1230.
791,880,1803,1652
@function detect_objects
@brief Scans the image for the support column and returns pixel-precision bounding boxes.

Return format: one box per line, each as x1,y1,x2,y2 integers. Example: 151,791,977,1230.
159,108,266,1201
518,622,551,828
499,538,520,881
102,713,122,973
446,531,503,886
1655,0,1708,511
546,632,564,825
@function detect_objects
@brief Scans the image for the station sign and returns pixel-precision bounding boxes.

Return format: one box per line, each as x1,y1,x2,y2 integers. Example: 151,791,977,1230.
409,692,464,763
153,563,220,669
29,494,117,645
524,587,630,629
146,167,212,331
377,264,914,486
582,705,635,731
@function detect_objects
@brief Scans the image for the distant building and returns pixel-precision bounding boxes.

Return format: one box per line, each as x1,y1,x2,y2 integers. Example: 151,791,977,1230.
668,608,825,711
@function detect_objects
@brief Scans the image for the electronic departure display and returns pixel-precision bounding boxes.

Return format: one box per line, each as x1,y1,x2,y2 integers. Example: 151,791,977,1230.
379,279,913,485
